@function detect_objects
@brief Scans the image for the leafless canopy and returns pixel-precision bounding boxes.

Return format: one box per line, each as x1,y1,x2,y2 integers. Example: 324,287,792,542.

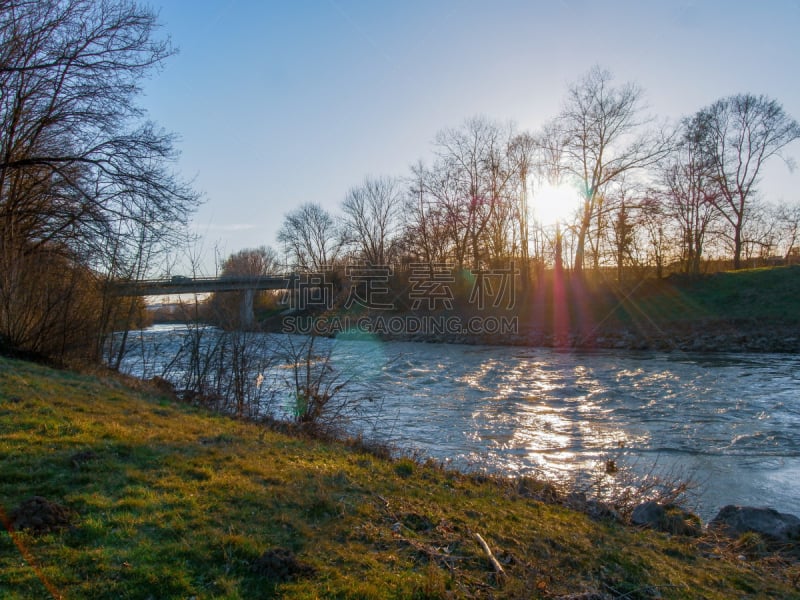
546,66,671,272
340,176,401,266
278,202,341,271
0,0,199,358
0,0,198,261
691,94,800,269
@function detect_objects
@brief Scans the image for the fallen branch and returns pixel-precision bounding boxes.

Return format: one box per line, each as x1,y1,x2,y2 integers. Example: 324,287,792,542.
473,531,505,580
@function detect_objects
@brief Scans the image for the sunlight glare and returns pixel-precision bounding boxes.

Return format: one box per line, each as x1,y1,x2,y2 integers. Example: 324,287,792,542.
533,181,582,226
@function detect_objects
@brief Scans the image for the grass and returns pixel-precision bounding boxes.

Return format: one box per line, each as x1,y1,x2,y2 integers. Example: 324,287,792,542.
596,265,800,325
517,265,800,344
1,356,799,598
672,266,800,321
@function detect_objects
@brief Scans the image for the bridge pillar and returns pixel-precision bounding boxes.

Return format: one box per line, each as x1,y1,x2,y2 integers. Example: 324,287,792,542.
240,288,255,328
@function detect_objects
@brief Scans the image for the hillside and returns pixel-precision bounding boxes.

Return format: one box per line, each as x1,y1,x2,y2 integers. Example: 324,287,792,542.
1,357,798,599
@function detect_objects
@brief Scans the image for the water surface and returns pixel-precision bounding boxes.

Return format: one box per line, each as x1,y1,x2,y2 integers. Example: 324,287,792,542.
121,327,800,519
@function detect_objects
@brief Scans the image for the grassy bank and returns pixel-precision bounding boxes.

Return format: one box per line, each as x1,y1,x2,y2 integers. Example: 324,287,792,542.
501,265,800,351
604,265,800,325
1,357,798,599
525,265,800,328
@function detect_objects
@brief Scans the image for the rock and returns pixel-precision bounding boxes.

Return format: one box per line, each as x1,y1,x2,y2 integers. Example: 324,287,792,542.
564,491,587,509
710,505,800,542
562,493,621,522
585,499,622,522
631,501,702,536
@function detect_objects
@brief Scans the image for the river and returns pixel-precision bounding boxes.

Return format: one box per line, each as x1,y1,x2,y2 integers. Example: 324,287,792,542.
120,325,800,520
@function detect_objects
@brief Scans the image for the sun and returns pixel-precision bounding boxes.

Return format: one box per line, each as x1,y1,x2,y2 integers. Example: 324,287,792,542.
533,181,582,227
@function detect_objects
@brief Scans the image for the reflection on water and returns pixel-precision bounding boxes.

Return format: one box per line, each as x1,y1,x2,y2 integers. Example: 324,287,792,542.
121,327,800,519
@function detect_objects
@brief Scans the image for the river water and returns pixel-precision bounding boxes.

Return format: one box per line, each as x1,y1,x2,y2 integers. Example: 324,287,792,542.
120,326,800,520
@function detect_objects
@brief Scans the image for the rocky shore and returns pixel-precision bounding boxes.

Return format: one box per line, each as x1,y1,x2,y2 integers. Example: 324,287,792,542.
369,319,800,353
577,496,800,544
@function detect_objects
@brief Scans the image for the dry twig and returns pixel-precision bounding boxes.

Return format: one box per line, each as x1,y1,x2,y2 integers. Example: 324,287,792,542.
473,531,506,581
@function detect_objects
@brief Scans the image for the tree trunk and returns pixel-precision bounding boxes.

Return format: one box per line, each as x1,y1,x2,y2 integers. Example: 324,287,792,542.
573,198,592,274
554,224,564,273
519,177,530,294
733,213,743,270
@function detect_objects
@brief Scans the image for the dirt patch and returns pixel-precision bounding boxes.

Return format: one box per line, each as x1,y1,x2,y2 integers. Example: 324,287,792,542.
251,548,316,582
401,512,435,532
69,450,98,469
10,496,73,535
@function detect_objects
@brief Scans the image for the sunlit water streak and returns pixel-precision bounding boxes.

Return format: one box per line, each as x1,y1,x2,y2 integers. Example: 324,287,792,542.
121,326,800,520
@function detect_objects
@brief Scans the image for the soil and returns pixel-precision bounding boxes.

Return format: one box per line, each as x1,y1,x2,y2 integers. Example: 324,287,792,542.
10,496,73,535
251,547,316,582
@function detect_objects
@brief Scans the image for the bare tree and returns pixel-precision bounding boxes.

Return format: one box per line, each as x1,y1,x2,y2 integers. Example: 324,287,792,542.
485,134,520,264
0,0,197,253
221,246,280,277
738,201,779,265
433,117,518,269
340,176,401,265
408,117,519,271
639,195,671,278
400,163,452,266
546,66,670,274
409,157,469,267
657,122,721,275
507,132,536,289
775,201,800,261
102,209,177,368
0,0,198,360
278,202,340,271
609,184,637,283
528,122,572,273
692,94,800,269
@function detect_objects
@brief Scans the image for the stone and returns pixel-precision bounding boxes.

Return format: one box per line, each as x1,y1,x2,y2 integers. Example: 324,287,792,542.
585,499,622,523
564,491,587,509
631,501,702,536
562,493,621,522
710,505,800,542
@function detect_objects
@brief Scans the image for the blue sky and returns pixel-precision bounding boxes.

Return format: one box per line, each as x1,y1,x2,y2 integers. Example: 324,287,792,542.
141,1,800,271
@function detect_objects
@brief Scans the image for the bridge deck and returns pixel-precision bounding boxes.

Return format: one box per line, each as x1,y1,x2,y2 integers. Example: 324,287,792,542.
111,275,299,296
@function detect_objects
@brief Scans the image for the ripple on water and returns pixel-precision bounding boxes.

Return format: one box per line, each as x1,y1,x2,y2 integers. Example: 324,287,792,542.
121,333,800,517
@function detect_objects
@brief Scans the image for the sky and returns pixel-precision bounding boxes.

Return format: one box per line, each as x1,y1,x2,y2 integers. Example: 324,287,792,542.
140,0,800,273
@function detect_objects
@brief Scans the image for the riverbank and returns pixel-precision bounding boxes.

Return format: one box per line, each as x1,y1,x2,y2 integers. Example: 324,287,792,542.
374,318,800,353
197,266,800,353
342,266,800,352
1,357,799,598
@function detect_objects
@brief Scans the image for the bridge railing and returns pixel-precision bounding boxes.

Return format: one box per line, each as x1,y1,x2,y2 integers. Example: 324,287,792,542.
109,274,300,296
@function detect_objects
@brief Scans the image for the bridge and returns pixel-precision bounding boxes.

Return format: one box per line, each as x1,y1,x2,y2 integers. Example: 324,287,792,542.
111,274,302,327
111,274,299,296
